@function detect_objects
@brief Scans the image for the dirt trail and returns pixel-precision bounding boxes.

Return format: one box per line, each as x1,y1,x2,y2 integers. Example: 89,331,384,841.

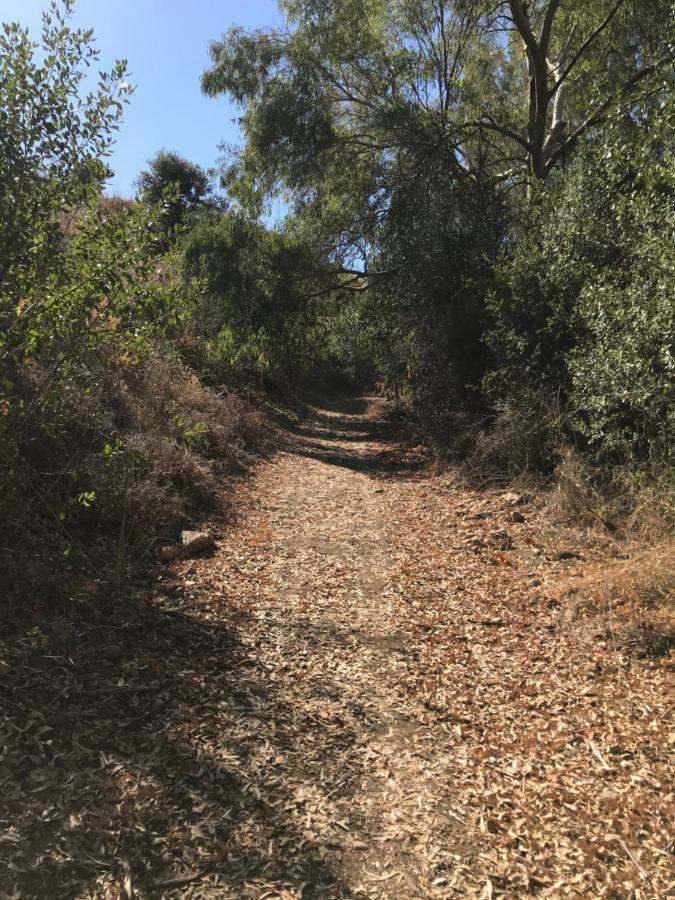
3,397,673,899
162,396,672,898
217,398,462,896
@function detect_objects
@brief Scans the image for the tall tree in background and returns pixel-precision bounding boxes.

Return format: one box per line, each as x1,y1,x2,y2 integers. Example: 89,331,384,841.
136,150,211,230
200,0,673,430
203,0,672,211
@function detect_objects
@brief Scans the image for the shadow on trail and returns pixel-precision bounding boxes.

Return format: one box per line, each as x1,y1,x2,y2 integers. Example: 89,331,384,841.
0,394,419,898
288,396,424,477
0,586,354,898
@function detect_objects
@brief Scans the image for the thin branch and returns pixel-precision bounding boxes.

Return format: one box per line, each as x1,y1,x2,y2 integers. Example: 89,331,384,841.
546,58,669,170
461,118,534,153
552,0,625,93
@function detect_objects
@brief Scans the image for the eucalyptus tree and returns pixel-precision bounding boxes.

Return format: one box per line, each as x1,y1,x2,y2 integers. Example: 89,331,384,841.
201,0,673,408
203,0,672,210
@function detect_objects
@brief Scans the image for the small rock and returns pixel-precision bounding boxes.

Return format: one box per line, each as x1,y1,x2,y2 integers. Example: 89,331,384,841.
159,545,182,562
501,491,518,504
502,491,534,506
490,529,513,550
181,530,216,556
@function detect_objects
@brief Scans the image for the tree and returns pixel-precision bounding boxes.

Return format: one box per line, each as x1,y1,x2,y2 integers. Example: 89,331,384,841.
0,0,132,311
202,0,672,211
136,150,211,230
180,208,335,387
487,73,675,460
198,0,672,402
0,0,165,520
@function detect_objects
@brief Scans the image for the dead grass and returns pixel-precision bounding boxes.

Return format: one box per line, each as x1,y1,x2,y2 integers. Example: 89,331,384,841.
461,394,563,482
77,352,272,540
0,348,275,609
554,447,675,540
554,540,675,659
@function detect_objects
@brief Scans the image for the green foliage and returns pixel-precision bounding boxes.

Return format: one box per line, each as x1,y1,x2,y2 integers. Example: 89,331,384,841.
200,0,673,425
0,0,138,381
136,150,211,231
0,2,173,528
1,0,672,566
172,416,208,449
179,208,334,386
0,1,132,304
489,77,675,461
568,88,675,459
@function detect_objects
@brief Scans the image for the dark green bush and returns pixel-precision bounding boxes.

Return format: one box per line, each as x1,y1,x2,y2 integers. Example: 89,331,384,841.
488,79,674,465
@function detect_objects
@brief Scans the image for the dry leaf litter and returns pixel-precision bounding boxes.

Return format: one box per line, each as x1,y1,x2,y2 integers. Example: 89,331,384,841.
1,399,673,898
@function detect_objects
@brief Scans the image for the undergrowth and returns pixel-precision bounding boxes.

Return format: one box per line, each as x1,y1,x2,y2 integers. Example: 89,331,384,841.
0,350,273,621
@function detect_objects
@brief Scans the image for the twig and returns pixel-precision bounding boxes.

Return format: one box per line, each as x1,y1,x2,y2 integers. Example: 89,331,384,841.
77,684,163,697
606,835,647,878
152,869,207,890
585,738,611,771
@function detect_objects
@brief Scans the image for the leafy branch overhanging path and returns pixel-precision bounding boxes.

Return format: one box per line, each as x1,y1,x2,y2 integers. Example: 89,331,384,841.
2,398,673,898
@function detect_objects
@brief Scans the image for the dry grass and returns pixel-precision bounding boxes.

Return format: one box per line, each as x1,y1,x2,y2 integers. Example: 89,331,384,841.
554,447,675,540
438,394,566,487
554,540,675,658
85,352,273,540
0,348,274,606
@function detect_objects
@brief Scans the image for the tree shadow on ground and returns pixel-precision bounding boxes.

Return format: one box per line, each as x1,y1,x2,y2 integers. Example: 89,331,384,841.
286,400,424,478
0,586,360,898
0,394,419,898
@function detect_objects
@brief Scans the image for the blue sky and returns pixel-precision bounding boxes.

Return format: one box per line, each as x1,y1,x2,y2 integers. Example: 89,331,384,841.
2,0,283,197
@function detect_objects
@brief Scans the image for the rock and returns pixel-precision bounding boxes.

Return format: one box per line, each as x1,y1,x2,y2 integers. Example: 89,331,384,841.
159,545,182,562
489,529,513,550
181,530,216,556
502,491,534,507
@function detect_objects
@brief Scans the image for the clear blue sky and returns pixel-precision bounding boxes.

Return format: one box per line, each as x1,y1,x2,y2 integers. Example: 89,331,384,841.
2,0,284,197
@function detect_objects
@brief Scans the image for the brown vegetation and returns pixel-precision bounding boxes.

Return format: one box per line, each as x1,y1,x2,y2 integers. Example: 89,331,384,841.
0,350,272,615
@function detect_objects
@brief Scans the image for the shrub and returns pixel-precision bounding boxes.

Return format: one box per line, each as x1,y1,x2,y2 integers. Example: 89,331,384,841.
488,77,674,467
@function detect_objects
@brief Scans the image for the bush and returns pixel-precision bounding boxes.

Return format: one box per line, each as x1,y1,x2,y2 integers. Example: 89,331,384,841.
488,78,674,467
0,3,272,602
568,91,675,460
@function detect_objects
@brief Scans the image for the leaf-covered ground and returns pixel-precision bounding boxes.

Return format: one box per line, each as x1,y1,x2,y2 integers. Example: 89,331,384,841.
1,398,673,898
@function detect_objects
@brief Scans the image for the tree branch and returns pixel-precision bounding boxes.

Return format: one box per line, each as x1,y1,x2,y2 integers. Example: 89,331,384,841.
461,118,535,153
546,58,669,171
539,0,561,60
552,0,625,92
508,0,541,63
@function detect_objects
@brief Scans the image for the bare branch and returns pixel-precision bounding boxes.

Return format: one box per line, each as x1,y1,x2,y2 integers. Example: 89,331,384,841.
546,58,668,170
552,1,625,93
539,0,561,60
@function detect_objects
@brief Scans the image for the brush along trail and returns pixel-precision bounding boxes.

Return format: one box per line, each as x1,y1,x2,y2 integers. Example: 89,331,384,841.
2,398,673,899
